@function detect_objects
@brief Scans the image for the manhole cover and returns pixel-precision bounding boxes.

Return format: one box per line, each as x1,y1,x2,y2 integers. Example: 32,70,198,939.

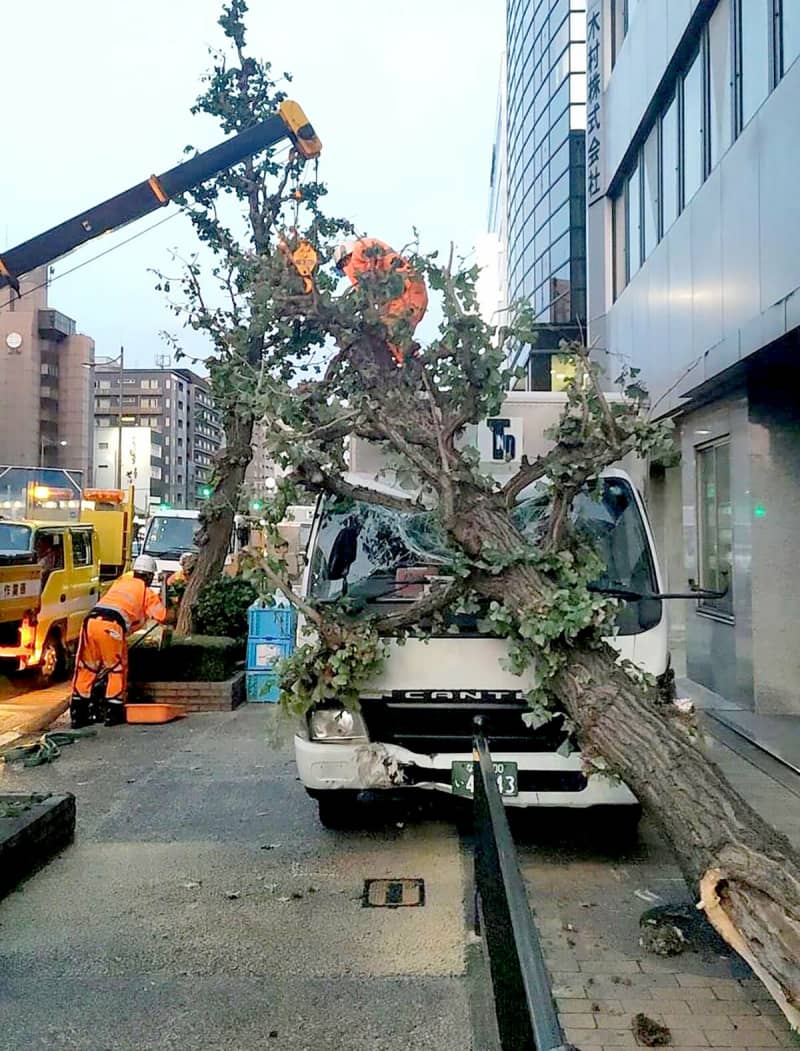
362,878,425,908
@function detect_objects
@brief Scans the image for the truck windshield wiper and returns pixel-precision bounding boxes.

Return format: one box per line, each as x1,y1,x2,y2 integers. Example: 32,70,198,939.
589,573,729,602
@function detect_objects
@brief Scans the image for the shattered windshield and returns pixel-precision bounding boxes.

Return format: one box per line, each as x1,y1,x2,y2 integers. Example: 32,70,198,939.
308,479,660,634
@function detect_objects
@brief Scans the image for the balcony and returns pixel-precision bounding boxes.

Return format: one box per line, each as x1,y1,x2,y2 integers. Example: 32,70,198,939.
38,309,76,342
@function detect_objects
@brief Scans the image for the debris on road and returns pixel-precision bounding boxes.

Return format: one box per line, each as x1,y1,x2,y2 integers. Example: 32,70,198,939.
633,1013,672,1046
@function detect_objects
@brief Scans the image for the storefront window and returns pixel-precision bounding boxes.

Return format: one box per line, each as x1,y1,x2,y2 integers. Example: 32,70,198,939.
697,441,734,617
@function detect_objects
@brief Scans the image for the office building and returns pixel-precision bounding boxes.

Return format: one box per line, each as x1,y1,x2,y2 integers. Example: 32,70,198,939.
478,57,509,327
0,266,94,478
93,366,222,509
587,0,800,718
500,0,588,387
93,426,163,513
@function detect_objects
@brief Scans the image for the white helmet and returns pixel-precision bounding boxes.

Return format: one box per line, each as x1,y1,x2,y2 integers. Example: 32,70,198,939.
333,238,357,269
133,554,157,576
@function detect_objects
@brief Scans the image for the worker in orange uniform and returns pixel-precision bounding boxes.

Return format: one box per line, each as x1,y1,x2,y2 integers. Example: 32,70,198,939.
333,237,428,365
70,554,168,729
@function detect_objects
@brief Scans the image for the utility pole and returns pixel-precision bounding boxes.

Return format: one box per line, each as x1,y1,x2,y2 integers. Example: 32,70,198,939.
117,345,125,489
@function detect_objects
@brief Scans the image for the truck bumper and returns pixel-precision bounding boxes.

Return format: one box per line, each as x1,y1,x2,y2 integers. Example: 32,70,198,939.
294,737,638,809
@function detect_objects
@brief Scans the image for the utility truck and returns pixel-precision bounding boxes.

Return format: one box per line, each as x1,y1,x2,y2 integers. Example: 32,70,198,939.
0,470,134,685
294,393,672,831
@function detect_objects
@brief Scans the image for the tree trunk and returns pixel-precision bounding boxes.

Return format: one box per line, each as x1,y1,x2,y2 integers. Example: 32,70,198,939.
175,413,254,636
450,495,800,1026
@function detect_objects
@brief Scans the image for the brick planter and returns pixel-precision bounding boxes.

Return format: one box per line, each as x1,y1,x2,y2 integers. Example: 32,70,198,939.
130,670,246,712
0,793,76,899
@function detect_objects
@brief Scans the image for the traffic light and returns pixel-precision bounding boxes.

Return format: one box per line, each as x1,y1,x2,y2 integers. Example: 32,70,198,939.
199,484,213,500
160,501,172,510
250,498,264,512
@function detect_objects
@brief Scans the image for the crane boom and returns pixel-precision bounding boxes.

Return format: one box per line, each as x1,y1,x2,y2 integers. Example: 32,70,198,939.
0,100,321,292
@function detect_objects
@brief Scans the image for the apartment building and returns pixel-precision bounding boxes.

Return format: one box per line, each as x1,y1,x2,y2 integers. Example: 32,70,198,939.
0,266,93,477
93,366,222,509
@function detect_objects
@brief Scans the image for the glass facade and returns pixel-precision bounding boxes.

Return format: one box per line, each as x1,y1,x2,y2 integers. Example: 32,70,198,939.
506,0,587,324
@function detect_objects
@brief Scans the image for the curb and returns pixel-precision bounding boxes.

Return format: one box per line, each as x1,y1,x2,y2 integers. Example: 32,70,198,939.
0,688,71,747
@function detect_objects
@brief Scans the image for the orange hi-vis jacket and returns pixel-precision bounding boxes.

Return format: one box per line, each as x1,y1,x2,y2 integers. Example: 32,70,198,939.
342,239,428,355
93,574,167,633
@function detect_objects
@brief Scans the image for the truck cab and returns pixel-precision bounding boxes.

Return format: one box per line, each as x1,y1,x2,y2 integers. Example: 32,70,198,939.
293,394,670,830
0,520,100,686
140,509,201,586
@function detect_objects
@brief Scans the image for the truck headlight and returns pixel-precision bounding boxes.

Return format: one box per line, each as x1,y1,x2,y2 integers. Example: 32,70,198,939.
309,707,367,743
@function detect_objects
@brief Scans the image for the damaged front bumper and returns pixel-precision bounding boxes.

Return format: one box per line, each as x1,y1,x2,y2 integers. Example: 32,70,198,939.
293,737,637,809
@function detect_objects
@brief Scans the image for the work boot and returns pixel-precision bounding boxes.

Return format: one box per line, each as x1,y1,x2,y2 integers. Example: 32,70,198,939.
70,696,91,730
103,700,126,727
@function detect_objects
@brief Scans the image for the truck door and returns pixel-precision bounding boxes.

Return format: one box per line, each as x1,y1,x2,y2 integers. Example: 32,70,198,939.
33,528,68,648
67,527,100,642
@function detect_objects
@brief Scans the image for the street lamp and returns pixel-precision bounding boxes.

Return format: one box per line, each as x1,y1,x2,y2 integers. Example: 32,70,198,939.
82,346,124,488
39,437,68,467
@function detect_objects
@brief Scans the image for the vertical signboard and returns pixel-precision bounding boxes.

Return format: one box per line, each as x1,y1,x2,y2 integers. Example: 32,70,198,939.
586,0,604,205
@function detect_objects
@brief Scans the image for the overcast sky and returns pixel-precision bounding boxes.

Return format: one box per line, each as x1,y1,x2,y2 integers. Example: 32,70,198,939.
1,0,503,367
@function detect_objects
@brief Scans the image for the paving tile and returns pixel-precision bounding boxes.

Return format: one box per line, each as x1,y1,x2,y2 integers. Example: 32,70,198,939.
665,1029,711,1047
580,960,643,976
703,1029,779,1047
566,1026,636,1046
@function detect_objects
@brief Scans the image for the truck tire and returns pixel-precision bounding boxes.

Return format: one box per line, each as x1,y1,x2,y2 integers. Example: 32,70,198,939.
316,790,362,830
33,631,67,690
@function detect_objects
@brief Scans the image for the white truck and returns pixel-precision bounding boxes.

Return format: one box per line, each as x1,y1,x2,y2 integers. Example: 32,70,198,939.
294,393,671,831
140,508,201,585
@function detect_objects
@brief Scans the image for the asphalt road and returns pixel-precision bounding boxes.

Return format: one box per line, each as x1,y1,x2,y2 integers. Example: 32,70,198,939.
1,705,794,1051
0,707,472,1051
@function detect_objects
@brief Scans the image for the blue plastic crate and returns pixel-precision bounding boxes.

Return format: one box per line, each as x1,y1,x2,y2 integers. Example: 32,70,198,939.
246,637,292,672
246,670,281,703
247,603,297,642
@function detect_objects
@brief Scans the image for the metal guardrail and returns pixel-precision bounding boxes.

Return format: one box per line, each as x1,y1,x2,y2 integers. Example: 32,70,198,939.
472,716,568,1051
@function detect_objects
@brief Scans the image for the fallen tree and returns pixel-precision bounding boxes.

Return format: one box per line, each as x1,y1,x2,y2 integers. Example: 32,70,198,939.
167,2,800,1025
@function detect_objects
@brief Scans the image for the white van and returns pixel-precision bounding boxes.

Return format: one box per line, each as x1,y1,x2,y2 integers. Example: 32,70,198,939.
141,508,200,583
293,395,670,830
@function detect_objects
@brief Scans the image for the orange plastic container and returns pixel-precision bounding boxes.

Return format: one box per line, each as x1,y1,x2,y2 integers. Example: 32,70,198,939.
124,703,185,724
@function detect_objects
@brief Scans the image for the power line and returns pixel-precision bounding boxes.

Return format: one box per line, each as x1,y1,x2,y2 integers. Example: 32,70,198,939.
0,209,182,312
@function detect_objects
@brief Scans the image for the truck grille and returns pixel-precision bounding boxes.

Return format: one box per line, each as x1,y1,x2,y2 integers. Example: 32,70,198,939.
361,691,570,754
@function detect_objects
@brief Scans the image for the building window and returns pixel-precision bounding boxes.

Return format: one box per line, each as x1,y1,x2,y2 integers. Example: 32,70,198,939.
611,0,628,64
709,0,733,168
681,48,705,206
661,95,679,232
782,0,800,73
625,159,641,282
642,124,659,255
737,0,771,128
696,440,733,618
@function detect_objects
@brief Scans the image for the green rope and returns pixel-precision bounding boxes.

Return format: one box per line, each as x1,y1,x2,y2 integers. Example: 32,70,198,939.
1,728,97,768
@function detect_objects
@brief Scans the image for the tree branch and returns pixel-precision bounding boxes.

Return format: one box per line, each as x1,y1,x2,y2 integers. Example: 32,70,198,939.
292,463,424,515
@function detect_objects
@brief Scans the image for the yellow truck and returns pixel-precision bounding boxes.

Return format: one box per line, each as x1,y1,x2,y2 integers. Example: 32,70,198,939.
0,482,134,687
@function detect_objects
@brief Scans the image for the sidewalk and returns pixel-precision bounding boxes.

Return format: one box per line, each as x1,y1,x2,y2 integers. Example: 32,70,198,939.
678,676,800,847
0,682,70,749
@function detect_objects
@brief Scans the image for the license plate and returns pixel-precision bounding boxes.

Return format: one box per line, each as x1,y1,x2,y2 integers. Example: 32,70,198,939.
451,760,518,799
